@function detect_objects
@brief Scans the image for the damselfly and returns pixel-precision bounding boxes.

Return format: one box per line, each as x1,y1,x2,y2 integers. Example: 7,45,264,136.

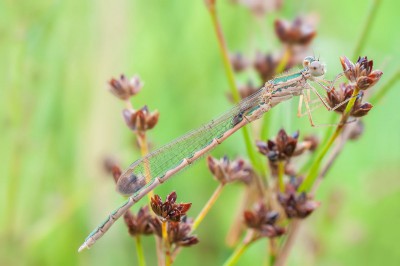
79,56,345,252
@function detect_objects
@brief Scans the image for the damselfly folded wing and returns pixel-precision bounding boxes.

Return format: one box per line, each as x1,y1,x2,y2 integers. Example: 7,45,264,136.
116,87,265,195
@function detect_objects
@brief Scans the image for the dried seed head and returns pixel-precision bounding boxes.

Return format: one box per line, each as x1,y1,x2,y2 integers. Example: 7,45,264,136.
326,84,373,117
226,80,259,103
277,190,320,219
348,120,364,140
254,52,280,82
340,56,383,90
256,129,299,163
108,75,143,100
122,106,160,133
150,192,192,222
230,52,249,72
231,0,283,17
103,157,122,183
274,17,316,46
150,217,199,247
207,156,254,184
244,202,285,238
124,206,154,236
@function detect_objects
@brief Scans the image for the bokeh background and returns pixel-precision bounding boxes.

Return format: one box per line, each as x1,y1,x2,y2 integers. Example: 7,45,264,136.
1,0,399,265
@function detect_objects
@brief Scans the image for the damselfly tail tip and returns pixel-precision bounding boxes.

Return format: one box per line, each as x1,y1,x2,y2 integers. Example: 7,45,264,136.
78,242,88,253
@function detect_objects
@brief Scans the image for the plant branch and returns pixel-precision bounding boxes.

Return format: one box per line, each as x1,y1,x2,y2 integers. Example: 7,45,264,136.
205,1,267,180
299,87,360,192
353,0,382,58
223,230,255,266
135,236,147,266
274,219,302,266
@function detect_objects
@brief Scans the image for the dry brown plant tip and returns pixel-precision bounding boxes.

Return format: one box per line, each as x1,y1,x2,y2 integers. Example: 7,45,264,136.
123,106,160,133
124,206,154,236
150,217,199,247
340,56,383,90
278,177,319,219
207,156,254,184
108,74,143,100
150,192,192,222
244,202,285,238
274,17,316,46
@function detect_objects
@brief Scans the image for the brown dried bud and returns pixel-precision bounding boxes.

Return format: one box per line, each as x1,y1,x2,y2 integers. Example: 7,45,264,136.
278,191,320,219
123,106,159,132
207,156,253,184
227,80,260,102
124,206,153,236
244,202,285,238
108,75,143,100
254,52,280,82
256,129,299,162
340,56,383,90
230,52,248,72
150,192,192,222
348,120,364,140
327,84,373,117
231,0,283,17
150,217,199,247
103,157,122,183
274,17,316,46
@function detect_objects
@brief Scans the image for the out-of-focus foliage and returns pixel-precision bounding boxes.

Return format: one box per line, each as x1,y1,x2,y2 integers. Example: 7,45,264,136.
0,0,399,265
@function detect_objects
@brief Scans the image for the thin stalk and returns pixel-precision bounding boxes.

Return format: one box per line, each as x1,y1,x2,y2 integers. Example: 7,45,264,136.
206,2,266,179
353,0,382,58
299,88,360,192
135,236,146,266
162,221,171,266
274,219,302,266
192,183,224,232
171,183,225,260
275,46,291,74
223,231,255,266
269,238,278,265
137,133,154,199
277,161,285,192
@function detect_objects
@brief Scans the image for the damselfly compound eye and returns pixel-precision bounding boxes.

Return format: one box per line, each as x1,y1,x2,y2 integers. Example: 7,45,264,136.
309,61,325,77
302,56,314,68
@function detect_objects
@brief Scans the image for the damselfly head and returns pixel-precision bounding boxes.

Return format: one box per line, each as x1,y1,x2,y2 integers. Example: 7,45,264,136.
302,56,325,77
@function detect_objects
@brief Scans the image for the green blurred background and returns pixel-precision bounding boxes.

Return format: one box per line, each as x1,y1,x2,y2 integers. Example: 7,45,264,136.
1,0,399,265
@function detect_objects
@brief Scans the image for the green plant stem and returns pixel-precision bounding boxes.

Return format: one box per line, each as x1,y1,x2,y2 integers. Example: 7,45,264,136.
269,238,278,265
369,70,400,103
275,46,291,74
192,183,224,232
299,88,360,192
135,236,146,266
206,3,266,180
277,161,285,192
275,219,301,266
171,183,225,260
162,221,171,266
353,0,382,58
223,231,255,266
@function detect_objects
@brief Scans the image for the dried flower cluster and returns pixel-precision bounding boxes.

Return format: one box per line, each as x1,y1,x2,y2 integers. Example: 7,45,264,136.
327,56,383,118
108,74,143,100
278,177,319,219
150,192,192,222
123,106,159,133
151,216,199,247
207,156,253,184
244,203,285,238
340,56,383,90
229,16,317,100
